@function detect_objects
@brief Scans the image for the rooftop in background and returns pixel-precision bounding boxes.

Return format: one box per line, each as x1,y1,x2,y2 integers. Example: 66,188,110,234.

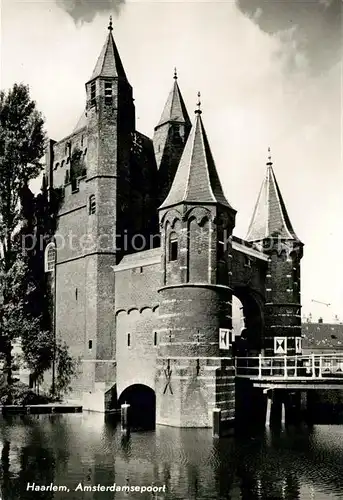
302,319,343,352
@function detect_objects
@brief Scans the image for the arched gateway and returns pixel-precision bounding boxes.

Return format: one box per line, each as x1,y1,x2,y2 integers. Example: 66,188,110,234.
45,22,303,426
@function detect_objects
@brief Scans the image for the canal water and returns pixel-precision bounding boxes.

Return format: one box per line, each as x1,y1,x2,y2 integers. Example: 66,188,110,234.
0,413,343,499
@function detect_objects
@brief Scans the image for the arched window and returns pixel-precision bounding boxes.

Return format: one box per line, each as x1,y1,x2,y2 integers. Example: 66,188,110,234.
44,242,56,273
89,195,96,215
169,233,178,261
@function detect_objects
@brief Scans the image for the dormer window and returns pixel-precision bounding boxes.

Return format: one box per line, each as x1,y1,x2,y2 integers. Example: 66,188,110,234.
169,233,178,262
90,81,96,106
89,195,96,215
104,82,112,105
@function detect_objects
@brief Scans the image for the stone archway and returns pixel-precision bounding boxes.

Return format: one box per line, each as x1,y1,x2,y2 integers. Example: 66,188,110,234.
118,384,156,430
232,286,264,355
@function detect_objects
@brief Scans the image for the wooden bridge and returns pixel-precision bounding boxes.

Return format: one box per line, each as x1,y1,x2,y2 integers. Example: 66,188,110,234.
235,353,343,390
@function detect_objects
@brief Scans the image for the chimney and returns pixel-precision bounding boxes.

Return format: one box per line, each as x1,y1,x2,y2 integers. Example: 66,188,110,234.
318,317,323,324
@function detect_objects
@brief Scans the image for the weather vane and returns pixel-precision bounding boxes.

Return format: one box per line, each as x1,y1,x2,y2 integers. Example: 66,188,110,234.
108,15,113,32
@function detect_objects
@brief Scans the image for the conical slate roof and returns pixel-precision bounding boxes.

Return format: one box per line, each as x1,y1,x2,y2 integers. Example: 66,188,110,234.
156,74,191,128
88,22,127,82
160,107,233,210
246,156,300,242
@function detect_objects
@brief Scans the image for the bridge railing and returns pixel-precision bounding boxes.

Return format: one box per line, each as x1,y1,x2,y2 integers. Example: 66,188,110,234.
235,354,343,379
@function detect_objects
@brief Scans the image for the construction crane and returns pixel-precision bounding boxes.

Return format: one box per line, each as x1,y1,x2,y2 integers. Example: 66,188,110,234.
311,299,331,307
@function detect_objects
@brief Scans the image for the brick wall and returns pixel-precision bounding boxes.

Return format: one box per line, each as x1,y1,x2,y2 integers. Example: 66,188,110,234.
116,307,159,397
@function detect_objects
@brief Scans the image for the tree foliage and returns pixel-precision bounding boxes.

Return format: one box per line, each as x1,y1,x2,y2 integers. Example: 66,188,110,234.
0,84,45,263
0,84,45,401
0,83,76,401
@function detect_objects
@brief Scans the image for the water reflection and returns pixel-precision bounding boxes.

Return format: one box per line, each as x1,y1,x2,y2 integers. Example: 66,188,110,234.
0,413,342,499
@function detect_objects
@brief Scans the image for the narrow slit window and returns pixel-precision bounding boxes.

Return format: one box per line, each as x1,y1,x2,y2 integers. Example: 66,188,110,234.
217,240,225,261
65,169,70,184
89,195,96,215
75,288,78,300
88,340,93,350
127,333,131,347
71,177,78,192
104,82,112,105
90,81,96,106
169,234,178,262
154,332,157,346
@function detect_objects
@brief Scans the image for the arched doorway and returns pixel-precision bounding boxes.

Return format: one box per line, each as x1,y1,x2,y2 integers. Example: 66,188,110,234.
232,287,264,355
118,384,156,430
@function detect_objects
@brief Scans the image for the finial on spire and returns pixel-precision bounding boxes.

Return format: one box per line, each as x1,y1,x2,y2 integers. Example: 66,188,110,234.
195,91,202,115
108,15,113,32
174,67,178,80
267,146,272,166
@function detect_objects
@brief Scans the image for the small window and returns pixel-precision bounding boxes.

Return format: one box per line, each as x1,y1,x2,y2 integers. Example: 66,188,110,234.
71,177,78,192
88,340,93,350
65,169,70,184
89,195,96,215
90,81,96,106
44,242,56,273
104,82,112,105
154,332,157,346
127,333,131,347
75,288,78,300
139,266,143,273
65,142,71,156
169,234,178,261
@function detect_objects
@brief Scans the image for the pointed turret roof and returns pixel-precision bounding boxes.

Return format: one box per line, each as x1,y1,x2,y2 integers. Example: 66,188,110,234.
156,69,191,128
246,150,300,242
160,94,233,210
88,16,127,82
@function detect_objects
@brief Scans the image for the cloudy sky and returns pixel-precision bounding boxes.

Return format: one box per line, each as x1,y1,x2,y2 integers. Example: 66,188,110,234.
1,0,342,322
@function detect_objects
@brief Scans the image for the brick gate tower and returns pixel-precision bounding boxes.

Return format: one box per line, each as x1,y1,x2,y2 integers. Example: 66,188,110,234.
246,150,303,357
155,96,237,427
